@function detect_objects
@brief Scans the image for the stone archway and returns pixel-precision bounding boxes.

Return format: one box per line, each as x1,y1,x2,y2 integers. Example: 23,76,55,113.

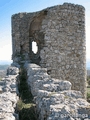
29,11,47,65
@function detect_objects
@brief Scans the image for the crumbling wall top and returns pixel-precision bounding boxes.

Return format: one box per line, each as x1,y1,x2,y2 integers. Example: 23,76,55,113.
12,2,85,18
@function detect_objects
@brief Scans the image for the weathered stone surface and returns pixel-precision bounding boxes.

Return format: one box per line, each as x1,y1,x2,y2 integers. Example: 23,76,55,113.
11,1,88,119
27,63,90,120
0,66,19,120
7,66,19,75
11,62,20,68
12,2,86,97
27,64,71,96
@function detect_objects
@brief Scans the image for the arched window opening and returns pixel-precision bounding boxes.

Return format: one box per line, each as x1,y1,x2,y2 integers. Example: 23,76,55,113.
32,41,38,54
29,12,47,65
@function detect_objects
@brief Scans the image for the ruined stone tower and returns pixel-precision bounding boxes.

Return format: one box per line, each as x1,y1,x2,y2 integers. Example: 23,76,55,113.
12,3,86,97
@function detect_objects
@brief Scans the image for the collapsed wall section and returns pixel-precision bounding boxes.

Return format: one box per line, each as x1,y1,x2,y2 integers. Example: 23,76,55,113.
12,3,86,97
26,63,90,120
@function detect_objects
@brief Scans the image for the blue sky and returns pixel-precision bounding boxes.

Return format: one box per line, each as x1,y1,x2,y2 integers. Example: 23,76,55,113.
0,0,90,62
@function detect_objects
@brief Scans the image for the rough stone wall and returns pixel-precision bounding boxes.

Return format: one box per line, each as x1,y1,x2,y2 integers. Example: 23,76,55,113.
0,66,19,120
12,3,86,97
26,63,90,120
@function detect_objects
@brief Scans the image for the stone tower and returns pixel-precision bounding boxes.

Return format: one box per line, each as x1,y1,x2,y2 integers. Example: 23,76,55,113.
12,3,86,97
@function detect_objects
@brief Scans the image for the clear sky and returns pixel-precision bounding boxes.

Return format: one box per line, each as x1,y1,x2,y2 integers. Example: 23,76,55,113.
0,0,90,62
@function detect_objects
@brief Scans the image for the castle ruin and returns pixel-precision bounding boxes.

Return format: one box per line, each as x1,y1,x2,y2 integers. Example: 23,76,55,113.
12,3,86,97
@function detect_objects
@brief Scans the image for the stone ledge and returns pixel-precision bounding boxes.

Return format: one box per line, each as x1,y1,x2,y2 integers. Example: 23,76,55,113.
27,63,90,120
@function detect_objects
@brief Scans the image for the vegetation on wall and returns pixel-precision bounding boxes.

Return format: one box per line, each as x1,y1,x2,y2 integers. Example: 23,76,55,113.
14,62,90,120
87,75,90,102
17,66,37,120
